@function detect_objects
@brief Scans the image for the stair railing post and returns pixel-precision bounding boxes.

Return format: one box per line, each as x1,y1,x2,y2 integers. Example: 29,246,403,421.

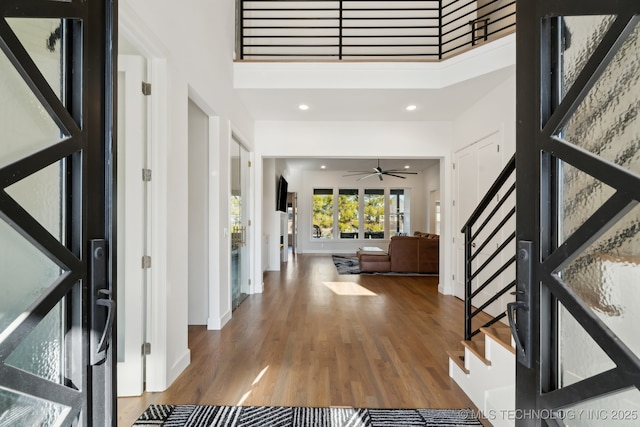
438,0,443,60
339,0,343,60
238,0,245,60
464,225,473,341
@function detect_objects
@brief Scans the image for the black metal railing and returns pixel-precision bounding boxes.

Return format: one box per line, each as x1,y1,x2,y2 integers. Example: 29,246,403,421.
462,154,516,341
237,0,516,61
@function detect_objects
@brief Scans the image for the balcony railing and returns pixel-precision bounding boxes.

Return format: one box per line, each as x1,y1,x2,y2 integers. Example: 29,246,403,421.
237,0,516,61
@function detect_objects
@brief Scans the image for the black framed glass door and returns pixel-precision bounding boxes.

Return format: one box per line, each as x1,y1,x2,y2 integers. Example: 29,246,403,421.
0,1,116,425
515,0,640,425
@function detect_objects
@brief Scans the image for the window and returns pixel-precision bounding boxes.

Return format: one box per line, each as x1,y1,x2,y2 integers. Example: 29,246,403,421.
338,189,359,238
312,188,333,239
389,189,405,237
364,189,385,239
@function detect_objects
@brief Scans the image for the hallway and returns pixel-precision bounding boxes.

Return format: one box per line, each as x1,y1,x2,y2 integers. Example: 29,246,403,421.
118,254,480,426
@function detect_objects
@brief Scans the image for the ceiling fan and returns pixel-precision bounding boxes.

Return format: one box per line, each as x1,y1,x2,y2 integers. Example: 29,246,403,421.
343,159,418,181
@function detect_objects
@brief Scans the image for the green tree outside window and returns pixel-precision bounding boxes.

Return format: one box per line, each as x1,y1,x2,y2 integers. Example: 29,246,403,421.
312,188,333,239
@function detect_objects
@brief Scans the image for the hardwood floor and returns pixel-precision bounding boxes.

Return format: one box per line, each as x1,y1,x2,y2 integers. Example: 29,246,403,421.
118,253,481,426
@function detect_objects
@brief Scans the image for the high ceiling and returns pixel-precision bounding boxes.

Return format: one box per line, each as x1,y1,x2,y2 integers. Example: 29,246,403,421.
237,61,514,173
236,66,514,122
275,157,439,175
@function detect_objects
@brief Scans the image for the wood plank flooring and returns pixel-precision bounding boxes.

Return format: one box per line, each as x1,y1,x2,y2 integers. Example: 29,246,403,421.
118,254,482,426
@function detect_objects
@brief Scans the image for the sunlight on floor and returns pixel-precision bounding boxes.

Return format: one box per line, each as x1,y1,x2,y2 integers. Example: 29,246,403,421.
322,282,377,296
252,366,269,385
237,390,251,406
237,365,270,405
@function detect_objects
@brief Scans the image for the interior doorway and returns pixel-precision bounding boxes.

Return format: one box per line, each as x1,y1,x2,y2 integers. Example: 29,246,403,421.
287,192,297,254
230,135,250,311
429,190,441,235
187,99,209,325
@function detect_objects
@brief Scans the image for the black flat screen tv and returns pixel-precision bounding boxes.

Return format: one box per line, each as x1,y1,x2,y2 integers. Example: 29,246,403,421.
276,175,288,212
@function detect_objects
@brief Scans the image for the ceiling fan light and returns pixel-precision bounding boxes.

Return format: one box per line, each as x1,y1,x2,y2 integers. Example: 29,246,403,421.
405,104,417,111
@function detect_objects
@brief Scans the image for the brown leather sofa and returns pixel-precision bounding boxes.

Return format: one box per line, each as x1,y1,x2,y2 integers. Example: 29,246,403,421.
357,234,439,274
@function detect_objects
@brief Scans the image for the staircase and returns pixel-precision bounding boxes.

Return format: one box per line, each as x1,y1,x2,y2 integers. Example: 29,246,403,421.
448,155,517,427
448,324,515,427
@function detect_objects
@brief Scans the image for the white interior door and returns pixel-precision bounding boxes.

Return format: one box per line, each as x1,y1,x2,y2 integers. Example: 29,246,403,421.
453,132,502,299
116,55,147,396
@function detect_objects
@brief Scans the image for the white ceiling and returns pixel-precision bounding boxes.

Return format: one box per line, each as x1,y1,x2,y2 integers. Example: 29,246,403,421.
238,63,514,173
236,65,514,122
275,157,439,175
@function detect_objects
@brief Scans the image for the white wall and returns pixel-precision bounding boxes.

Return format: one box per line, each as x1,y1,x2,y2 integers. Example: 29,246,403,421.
448,66,516,299
120,0,255,389
452,67,516,155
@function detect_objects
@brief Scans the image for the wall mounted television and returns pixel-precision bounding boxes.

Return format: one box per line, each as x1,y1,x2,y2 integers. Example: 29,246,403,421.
276,175,288,212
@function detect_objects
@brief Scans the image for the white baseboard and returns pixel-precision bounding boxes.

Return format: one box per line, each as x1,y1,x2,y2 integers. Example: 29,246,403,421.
254,281,264,293
438,281,453,295
207,310,232,330
167,348,191,386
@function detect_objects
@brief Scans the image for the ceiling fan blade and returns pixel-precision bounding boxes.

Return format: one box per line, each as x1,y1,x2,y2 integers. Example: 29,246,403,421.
343,171,371,176
384,170,418,174
356,173,378,181
384,173,407,179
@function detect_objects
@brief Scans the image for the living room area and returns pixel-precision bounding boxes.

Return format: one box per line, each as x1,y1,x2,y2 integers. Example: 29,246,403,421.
253,33,516,298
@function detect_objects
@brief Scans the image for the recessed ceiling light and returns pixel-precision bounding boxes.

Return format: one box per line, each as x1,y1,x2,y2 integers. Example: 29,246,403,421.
405,105,417,111
320,165,326,169
404,165,410,169
298,104,309,111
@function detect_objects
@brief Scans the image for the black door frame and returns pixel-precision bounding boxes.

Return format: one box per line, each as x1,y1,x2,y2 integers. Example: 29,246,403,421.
0,0,117,425
516,0,640,425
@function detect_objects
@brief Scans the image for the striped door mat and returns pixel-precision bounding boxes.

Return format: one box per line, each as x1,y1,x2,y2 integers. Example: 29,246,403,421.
133,405,483,426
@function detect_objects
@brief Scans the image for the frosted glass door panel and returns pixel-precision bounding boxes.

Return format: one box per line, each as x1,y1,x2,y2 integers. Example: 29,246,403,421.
0,20,65,168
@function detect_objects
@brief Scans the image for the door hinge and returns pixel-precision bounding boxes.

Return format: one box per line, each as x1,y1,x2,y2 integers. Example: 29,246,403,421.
142,168,152,182
142,81,152,96
142,342,151,356
453,162,456,170
247,160,252,167
142,255,152,269
497,144,500,152
248,278,252,285
248,219,252,226
452,237,455,244
453,200,456,207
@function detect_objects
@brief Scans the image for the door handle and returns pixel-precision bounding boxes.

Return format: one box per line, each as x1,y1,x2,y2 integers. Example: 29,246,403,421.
508,240,534,369
90,239,115,366
507,301,529,363
96,289,115,355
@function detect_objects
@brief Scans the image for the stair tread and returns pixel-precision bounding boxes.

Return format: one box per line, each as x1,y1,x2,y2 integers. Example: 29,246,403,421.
461,338,491,366
480,324,516,355
447,350,469,374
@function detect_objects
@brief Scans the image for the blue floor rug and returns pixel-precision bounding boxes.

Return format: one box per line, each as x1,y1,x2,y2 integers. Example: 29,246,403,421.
133,405,483,426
